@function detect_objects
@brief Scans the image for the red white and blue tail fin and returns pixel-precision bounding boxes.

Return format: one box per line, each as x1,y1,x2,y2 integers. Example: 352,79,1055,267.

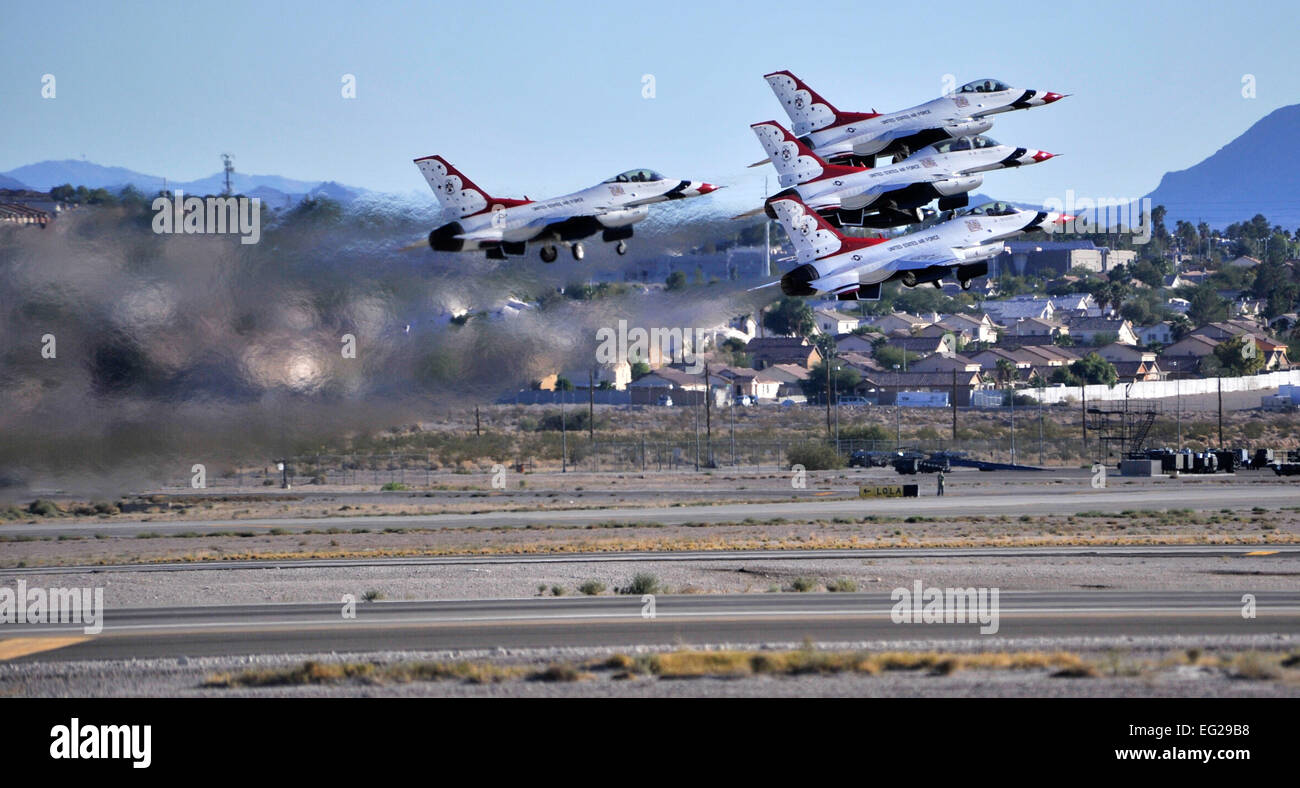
764,70,880,137
413,155,530,218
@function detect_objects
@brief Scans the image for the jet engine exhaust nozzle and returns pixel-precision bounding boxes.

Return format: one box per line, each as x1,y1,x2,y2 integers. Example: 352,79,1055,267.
780,264,819,296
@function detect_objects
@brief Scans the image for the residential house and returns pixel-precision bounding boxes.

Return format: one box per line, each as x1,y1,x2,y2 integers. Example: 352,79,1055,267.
1136,321,1175,347
1096,343,1162,381
745,337,823,369
882,333,958,358
866,312,932,335
909,353,983,374
814,309,861,336
1001,316,1068,345
832,332,879,354
1159,334,1220,377
759,363,813,399
936,313,998,344
981,296,1055,324
1064,316,1138,346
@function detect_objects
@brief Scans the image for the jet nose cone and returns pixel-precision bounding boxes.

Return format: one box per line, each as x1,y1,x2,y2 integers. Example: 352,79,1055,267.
697,182,720,195
1041,92,1066,104
1030,150,1056,163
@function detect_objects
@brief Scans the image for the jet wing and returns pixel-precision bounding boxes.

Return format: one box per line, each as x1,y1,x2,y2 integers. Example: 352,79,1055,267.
454,213,555,242
888,250,963,270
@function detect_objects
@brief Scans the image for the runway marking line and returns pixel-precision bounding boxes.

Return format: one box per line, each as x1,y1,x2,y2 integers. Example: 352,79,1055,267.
0,636,90,661
1243,550,1279,556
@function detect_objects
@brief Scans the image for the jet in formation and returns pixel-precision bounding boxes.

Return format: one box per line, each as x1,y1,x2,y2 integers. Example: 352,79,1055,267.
758,70,1066,167
415,155,718,261
743,120,1056,228
761,195,1070,300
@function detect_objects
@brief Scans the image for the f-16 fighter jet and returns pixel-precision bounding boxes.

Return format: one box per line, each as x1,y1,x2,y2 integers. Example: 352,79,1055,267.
760,195,1070,300
745,120,1056,228
758,70,1066,167
414,156,719,262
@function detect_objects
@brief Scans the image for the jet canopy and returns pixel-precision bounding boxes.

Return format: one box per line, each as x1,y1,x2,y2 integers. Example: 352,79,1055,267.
958,78,1010,94
932,135,1001,153
961,201,1020,217
604,169,665,183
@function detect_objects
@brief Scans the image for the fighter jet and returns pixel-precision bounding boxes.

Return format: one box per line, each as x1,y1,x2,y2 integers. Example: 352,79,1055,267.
759,70,1066,167
414,156,718,262
745,120,1056,228
761,195,1070,300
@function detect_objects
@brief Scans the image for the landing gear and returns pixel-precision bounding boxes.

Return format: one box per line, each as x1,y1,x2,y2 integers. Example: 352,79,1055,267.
615,240,628,255
960,278,973,291
571,242,585,261
900,271,918,288
931,279,943,289
540,245,558,263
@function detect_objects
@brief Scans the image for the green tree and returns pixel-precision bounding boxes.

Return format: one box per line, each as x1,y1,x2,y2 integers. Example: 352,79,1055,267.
1066,352,1118,386
1187,285,1229,326
665,271,688,291
762,297,815,337
800,360,861,402
1212,335,1266,376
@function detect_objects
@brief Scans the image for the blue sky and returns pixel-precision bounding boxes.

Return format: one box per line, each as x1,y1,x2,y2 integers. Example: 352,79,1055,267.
1,0,1295,207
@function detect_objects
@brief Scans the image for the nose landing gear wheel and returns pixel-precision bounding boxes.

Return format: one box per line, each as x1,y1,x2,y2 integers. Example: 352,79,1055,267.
960,278,972,291
615,240,628,255
571,242,585,261
540,245,558,263
900,271,917,288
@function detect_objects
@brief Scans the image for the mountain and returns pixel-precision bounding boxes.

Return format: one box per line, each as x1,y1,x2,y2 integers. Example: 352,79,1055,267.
0,159,366,204
0,173,29,190
1145,103,1300,228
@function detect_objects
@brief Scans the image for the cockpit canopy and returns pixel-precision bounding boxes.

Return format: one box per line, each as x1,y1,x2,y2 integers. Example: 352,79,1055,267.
962,201,1020,217
604,168,664,184
932,135,1001,153
958,78,1010,94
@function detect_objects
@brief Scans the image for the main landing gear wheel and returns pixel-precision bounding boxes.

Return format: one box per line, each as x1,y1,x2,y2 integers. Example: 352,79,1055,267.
540,245,558,263
615,240,628,255
571,242,585,261
960,278,973,291
900,271,917,288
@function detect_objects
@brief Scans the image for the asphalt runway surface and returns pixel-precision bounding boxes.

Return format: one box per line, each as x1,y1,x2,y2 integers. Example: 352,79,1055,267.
6,591,1298,662
4,476,1297,538
3,543,1295,575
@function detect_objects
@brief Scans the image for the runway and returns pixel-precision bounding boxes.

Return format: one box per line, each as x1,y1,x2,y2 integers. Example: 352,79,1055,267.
3,542,1296,575
5,480,1298,539
6,591,1298,662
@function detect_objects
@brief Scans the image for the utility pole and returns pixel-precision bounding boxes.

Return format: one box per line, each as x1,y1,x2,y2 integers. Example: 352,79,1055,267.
475,405,480,437
1081,386,1087,457
825,356,832,438
588,370,594,442
560,387,567,473
704,362,712,466
1176,378,1182,451
951,369,958,441
1217,376,1223,447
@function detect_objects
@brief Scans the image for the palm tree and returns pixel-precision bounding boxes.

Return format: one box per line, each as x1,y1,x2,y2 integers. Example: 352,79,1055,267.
995,359,1017,388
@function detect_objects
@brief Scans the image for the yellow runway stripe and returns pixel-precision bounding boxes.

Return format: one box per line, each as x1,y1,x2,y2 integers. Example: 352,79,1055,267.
1243,550,1279,556
0,636,89,661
